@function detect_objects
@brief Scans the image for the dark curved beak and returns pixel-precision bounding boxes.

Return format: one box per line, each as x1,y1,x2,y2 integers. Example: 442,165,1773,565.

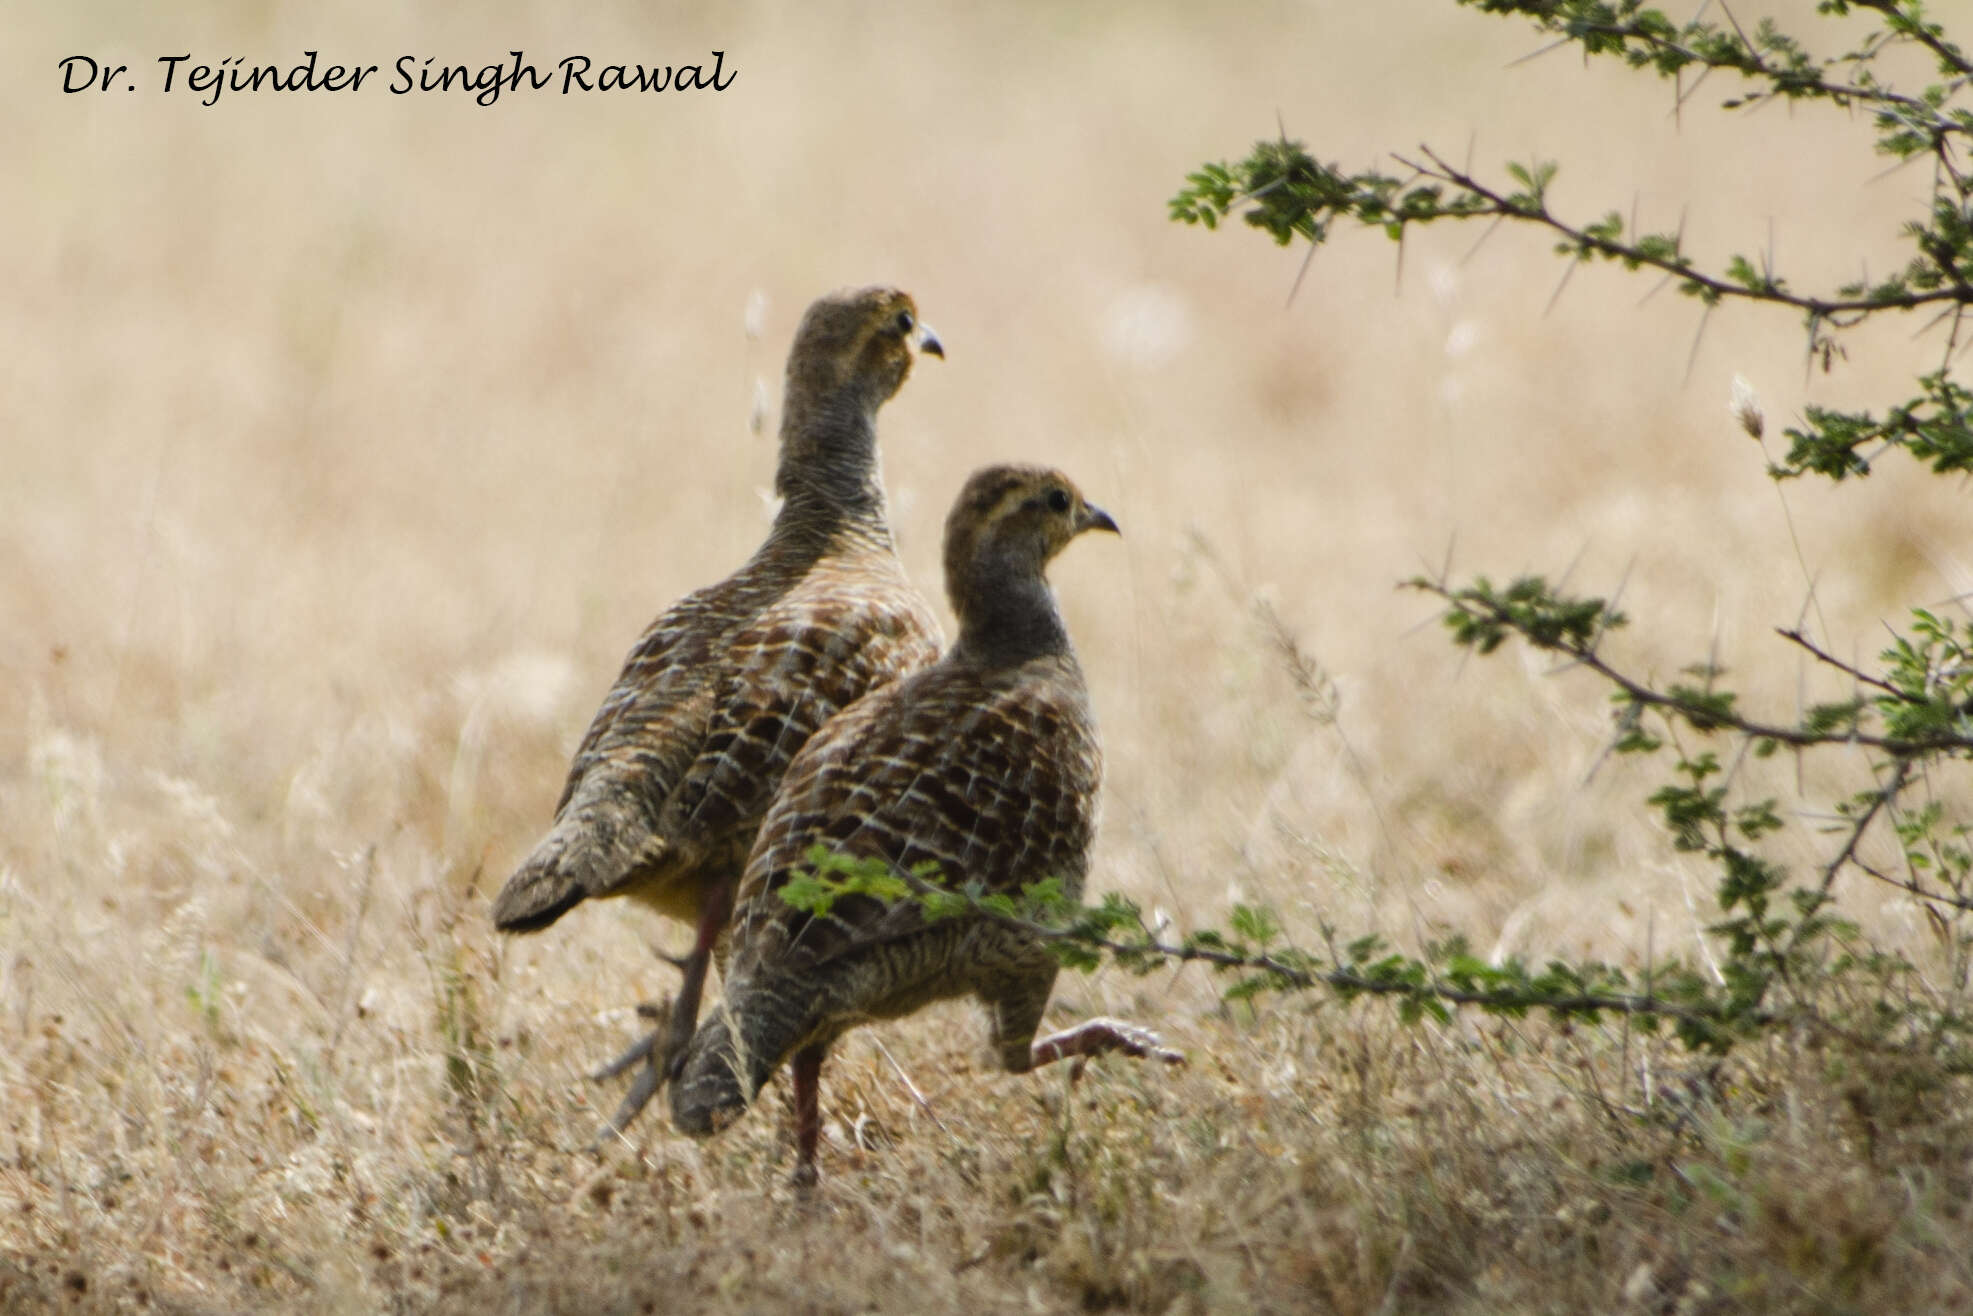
1081,503,1120,536
916,323,944,359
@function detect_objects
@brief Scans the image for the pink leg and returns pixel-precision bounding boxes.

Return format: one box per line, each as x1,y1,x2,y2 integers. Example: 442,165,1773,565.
1029,1017,1185,1070
662,877,737,1077
592,879,738,1139
790,1044,826,1189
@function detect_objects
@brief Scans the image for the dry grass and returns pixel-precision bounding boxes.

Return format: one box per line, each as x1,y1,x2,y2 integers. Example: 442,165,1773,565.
6,1,1972,1310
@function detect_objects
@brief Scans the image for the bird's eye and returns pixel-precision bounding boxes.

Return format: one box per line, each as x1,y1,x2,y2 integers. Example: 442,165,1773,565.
1046,488,1072,514
894,309,915,335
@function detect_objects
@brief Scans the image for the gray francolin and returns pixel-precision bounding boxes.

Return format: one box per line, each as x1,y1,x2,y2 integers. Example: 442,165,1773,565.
669,463,1182,1186
491,287,945,1134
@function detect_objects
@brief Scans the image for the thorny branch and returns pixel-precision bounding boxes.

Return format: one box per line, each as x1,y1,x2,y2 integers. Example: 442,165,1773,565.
1408,578,1973,758
1170,2,1973,480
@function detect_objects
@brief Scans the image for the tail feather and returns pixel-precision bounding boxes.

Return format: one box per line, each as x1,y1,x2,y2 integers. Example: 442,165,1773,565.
670,981,811,1137
488,861,587,932
491,795,667,933
669,1012,751,1137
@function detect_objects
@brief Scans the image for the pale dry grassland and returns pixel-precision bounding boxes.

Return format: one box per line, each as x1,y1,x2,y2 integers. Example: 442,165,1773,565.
5,2,1972,1311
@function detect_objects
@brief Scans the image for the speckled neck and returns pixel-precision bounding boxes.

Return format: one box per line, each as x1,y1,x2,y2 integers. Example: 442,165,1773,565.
773,382,891,543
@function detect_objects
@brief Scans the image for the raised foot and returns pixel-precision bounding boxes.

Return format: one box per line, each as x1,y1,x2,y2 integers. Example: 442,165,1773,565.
1029,1017,1185,1071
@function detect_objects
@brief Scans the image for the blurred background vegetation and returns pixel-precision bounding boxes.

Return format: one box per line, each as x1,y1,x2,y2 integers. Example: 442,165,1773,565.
4,2,1968,1310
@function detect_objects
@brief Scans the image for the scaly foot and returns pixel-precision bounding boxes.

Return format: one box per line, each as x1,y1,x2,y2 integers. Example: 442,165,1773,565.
589,997,696,1143
1029,1017,1185,1071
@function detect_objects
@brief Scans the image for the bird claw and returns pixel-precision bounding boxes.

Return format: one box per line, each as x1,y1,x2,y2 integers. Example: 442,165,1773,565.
593,1054,668,1145
650,945,693,972
1030,1017,1186,1072
1107,1023,1186,1067
590,997,676,1081
589,997,697,1145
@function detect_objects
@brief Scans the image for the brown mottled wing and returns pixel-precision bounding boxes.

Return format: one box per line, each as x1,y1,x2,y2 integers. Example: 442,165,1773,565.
552,585,738,820
649,556,944,867
548,550,939,881
729,652,1101,976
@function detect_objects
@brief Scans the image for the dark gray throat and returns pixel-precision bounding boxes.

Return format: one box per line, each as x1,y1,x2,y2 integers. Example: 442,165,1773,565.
953,561,1071,669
